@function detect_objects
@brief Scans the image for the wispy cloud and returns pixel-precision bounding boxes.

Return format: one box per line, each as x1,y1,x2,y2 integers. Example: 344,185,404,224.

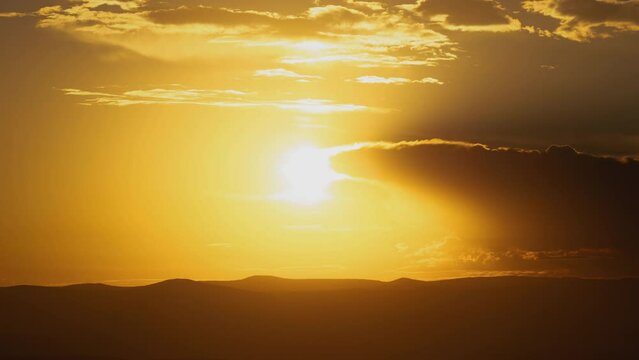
61,87,371,114
279,51,449,68
352,75,443,85
0,12,30,18
254,68,322,82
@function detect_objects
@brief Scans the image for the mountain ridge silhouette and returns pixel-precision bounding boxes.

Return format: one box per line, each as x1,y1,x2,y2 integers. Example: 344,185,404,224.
1,276,638,359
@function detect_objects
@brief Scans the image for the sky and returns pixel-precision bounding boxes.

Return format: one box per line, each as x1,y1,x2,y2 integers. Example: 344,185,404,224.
1,0,638,285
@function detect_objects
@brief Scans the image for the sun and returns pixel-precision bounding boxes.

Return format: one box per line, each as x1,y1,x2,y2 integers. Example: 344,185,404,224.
275,144,348,205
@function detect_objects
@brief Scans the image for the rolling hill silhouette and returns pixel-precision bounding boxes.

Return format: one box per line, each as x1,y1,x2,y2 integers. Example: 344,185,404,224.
206,275,384,292
1,276,638,359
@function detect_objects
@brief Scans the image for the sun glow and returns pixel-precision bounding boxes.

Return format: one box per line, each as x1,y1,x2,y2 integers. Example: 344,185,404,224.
276,145,348,205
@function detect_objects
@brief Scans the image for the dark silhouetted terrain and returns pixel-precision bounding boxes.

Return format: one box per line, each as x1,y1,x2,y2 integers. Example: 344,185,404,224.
1,276,638,359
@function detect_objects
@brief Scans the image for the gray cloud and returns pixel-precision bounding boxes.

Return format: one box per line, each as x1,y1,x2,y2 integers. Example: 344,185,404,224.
334,139,639,277
524,0,639,40
418,0,513,26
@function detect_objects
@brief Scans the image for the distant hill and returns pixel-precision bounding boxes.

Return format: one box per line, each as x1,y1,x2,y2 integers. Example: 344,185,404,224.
1,276,638,359
206,275,384,292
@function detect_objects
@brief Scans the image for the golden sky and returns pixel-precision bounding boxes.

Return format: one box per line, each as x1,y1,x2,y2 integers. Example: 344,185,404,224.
1,0,639,285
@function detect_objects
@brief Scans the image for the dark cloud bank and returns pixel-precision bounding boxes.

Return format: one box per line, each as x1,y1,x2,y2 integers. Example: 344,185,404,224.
335,141,639,277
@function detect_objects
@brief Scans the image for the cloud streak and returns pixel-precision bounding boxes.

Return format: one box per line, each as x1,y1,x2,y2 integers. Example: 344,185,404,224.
254,68,322,81
353,75,443,85
62,87,370,113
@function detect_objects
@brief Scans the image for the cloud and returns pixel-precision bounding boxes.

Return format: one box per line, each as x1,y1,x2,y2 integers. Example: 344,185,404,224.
333,139,639,277
307,4,368,23
123,88,250,100
332,0,386,12
0,12,30,18
254,68,322,81
146,5,284,26
523,0,639,41
15,0,456,67
353,75,443,85
61,87,249,103
415,0,524,32
278,53,446,67
418,0,511,26
395,236,624,278
61,86,370,113
391,233,619,277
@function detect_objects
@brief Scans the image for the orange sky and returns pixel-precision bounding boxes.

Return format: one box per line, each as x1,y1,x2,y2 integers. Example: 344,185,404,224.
1,0,639,285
